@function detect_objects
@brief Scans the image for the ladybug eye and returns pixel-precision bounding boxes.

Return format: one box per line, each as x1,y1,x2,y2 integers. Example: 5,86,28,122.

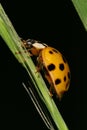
55,79,61,85
27,39,35,44
59,63,64,71
47,64,55,71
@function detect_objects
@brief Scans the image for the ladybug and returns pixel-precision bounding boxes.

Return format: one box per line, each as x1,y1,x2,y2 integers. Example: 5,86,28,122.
22,39,71,100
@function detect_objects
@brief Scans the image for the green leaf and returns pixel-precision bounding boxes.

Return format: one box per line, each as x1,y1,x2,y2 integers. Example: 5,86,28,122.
72,0,87,31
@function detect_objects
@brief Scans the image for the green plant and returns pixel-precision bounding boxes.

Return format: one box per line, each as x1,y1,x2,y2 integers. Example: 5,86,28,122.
0,3,69,130
72,0,87,31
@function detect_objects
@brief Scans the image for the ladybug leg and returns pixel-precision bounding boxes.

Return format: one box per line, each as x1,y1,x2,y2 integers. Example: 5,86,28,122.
35,56,43,73
35,60,42,73
44,74,52,85
21,39,34,56
44,74,54,97
27,51,33,56
49,87,54,97
35,66,41,72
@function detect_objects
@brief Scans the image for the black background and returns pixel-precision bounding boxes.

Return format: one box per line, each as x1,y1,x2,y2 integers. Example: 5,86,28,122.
0,1,85,130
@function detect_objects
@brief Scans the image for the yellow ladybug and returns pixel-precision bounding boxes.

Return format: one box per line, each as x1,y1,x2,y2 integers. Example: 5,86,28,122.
22,39,71,100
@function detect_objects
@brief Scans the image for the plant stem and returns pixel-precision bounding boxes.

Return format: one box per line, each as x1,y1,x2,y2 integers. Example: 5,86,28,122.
0,4,69,130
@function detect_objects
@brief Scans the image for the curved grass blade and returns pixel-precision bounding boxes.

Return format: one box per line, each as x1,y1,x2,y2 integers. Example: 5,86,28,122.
22,82,55,130
72,0,87,31
0,4,69,130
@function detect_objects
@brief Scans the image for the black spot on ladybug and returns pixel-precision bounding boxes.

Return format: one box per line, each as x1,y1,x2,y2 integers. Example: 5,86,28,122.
62,55,66,63
64,76,66,82
55,79,61,85
47,64,55,71
68,72,70,79
59,63,64,71
52,49,58,53
49,51,53,54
